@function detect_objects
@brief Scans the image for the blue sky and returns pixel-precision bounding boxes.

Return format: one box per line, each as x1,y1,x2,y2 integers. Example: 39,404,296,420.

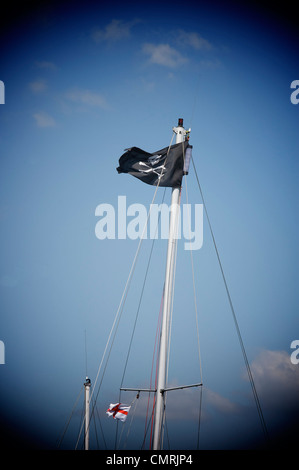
0,0,298,450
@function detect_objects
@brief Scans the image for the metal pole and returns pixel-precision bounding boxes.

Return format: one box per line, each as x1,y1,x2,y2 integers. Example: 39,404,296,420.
84,377,91,450
152,118,186,450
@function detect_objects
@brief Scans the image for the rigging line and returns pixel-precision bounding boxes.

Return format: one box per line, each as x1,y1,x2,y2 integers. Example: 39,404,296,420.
92,131,175,404
163,409,171,450
164,147,185,391
183,171,203,383
158,143,188,449
84,329,88,378
196,385,203,450
154,184,181,449
142,397,157,450
143,208,167,445
121,395,139,450
161,185,182,450
116,396,136,450
77,395,87,450
56,385,84,449
164,188,181,410
91,397,100,449
184,167,204,450
149,300,163,449
160,395,168,450
94,404,107,449
191,156,269,443
85,183,162,450
189,75,201,131
144,289,163,438
92,133,175,395
75,132,177,450
119,187,167,394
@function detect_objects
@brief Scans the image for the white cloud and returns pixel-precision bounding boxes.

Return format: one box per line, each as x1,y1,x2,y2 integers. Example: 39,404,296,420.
243,348,299,447
92,18,140,43
246,349,299,409
177,30,213,51
204,388,240,414
65,88,107,108
142,43,188,68
29,79,47,93
33,111,56,128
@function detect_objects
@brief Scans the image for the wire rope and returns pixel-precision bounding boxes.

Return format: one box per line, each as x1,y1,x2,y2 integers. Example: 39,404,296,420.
115,188,166,448
191,155,269,443
119,187,167,393
75,132,176,449
183,160,204,450
56,385,84,448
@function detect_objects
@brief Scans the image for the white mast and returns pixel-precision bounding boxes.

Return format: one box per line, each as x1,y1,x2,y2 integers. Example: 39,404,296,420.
152,118,187,450
120,118,201,448
84,377,91,450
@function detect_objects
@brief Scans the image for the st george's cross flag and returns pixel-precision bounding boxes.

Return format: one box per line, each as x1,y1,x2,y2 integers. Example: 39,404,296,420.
106,403,131,422
116,141,189,188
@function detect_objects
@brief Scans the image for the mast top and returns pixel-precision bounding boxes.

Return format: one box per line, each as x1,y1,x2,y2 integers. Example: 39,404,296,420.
84,377,91,386
173,117,191,141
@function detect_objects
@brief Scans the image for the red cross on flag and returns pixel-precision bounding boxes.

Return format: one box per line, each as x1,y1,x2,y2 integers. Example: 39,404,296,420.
106,403,131,422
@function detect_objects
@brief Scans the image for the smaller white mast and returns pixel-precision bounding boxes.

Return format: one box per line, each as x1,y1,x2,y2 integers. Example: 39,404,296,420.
84,377,91,450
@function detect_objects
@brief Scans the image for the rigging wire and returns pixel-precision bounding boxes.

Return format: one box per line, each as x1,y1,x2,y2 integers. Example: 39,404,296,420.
75,132,176,450
117,393,140,450
84,329,88,378
65,125,268,449
160,188,181,450
191,156,269,443
56,385,84,449
165,188,181,386
196,386,203,449
148,294,163,449
157,142,204,450
119,187,167,393
92,397,100,449
115,187,166,448
189,75,201,131
164,409,171,450
183,161,204,449
77,393,87,450
183,174,203,382
92,132,175,399
142,398,156,449
95,403,107,449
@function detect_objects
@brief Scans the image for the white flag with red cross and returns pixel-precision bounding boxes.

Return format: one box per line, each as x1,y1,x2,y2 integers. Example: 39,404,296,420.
106,403,131,422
